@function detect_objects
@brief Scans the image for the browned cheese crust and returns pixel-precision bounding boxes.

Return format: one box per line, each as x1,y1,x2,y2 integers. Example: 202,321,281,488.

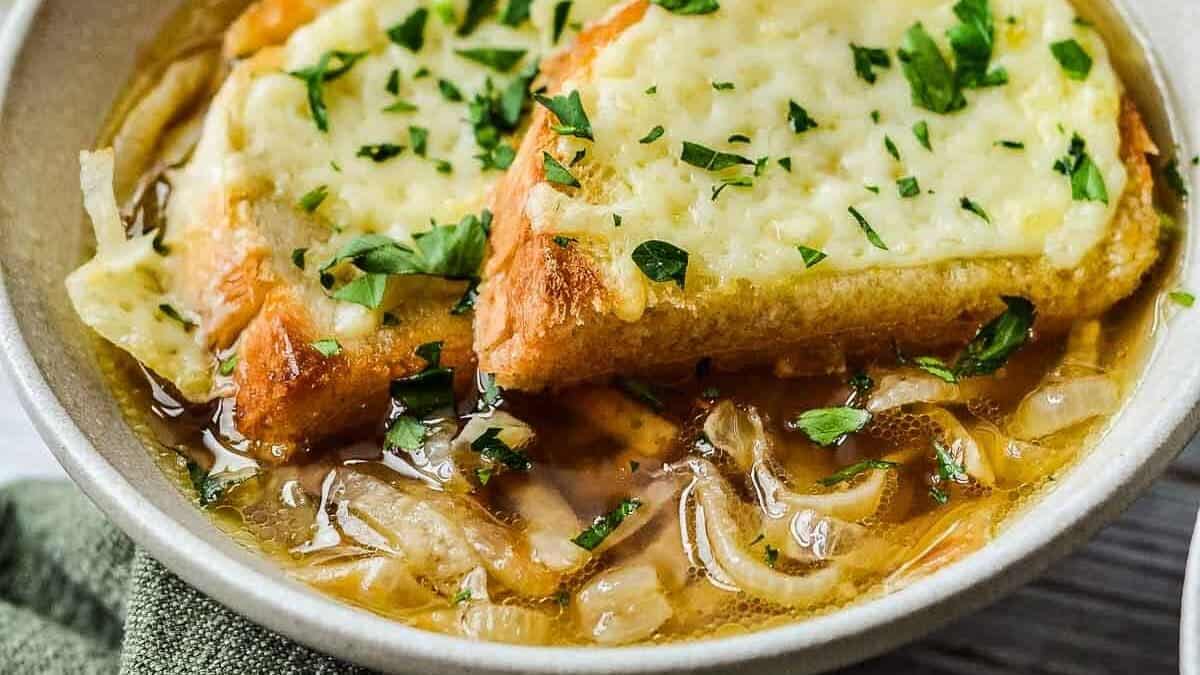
475,0,1161,391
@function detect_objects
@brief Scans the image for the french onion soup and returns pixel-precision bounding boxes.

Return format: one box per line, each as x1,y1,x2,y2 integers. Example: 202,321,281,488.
67,0,1187,646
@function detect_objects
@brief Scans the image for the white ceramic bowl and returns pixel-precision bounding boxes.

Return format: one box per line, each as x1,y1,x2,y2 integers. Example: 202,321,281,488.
1,1,1197,673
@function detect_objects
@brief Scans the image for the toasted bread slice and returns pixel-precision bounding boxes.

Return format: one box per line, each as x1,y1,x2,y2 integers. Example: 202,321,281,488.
137,0,615,449
476,0,1162,390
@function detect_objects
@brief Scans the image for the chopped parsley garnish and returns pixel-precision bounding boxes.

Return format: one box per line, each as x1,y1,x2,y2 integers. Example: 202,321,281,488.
291,248,307,270
930,486,950,505
960,197,991,223
218,355,238,377
797,245,827,269
995,139,1025,149
452,589,472,605
499,0,532,26
639,125,665,144
534,90,594,140
552,235,576,248
851,44,891,84
651,0,720,15
158,304,195,331
884,135,901,161
332,273,388,308
1169,290,1196,308
385,415,427,453
680,141,754,171
387,8,428,52
613,213,623,227
383,99,419,113
390,341,455,417
414,66,431,78
778,157,793,172
712,81,735,91
572,498,642,551
187,463,255,507
450,279,480,316
1053,134,1108,204
471,427,534,472
1050,39,1093,80
787,100,818,134
1164,158,1190,199
818,459,899,487
298,185,328,213
552,1,572,43
466,62,538,170
543,152,581,187
386,69,401,95
289,50,367,132
899,23,966,114
409,126,429,157
764,544,779,568
897,176,921,198
433,159,454,174
310,338,342,358
437,79,464,102
787,406,872,447
848,206,888,250
727,134,751,144
754,156,770,177
570,149,587,166
457,0,496,36
477,372,504,411
910,355,958,383
870,110,881,124
631,240,688,289
711,176,753,200
934,439,968,484
456,47,527,72
948,0,1008,88
357,143,405,162
849,372,874,402
953,296,1036,377
645,85,657,95
913,121,932,151
325,213,488,309
865,184,880,195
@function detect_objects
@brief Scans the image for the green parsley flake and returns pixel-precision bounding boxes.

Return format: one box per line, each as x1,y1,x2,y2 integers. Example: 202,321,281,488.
778,157,793,172
500,0,533,26
437,79,464,102
158,304,195,332
651,0,720,15
543,152,581,187
1050,39,1093,80
311,338,342,358
409,126,429,157
1164,158,1190,199
639,125,665,144
797,245,827,269
727,133,751,144
1169,290,1196,308
386,69,401,95
535,90,594,140
456,47,527,72
953,296,1035,377
471,427,534,472
995,139,1025,149
383,100,418,113
897,176,921,198
960,196,991,223
291,248,307,270
218,355,238,377
387,8,428,52
289,50,368,133
298,185,328,213
572,498,643,551
680,142,754,171
787,100,818,134
899,23,966,114
913,121,932,151
851,44,891,84
1053,134,1108,204
788,407,872,447
848,206,888,250
884,135,901,161
818,459,900,487
357,143,405,162
712,81,735,91
632,240,688,289
552,1,572,43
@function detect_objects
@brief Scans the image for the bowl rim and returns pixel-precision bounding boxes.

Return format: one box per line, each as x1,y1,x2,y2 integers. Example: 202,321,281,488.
1,1,1198,673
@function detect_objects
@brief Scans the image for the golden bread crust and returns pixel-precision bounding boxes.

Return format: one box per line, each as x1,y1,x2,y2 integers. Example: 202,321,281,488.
475,4,1161,391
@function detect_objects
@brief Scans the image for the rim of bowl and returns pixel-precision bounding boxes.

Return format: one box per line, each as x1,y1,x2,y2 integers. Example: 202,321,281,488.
1,1,1197,673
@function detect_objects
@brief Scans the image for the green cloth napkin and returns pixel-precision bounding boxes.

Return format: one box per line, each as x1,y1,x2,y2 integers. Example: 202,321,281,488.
0,480,371,675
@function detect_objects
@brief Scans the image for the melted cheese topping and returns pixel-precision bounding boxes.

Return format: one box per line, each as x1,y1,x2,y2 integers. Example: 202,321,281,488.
527,0,1126,319
178,0,614,253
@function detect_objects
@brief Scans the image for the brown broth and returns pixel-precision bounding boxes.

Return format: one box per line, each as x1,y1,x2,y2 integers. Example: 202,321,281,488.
89,0,1184,648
